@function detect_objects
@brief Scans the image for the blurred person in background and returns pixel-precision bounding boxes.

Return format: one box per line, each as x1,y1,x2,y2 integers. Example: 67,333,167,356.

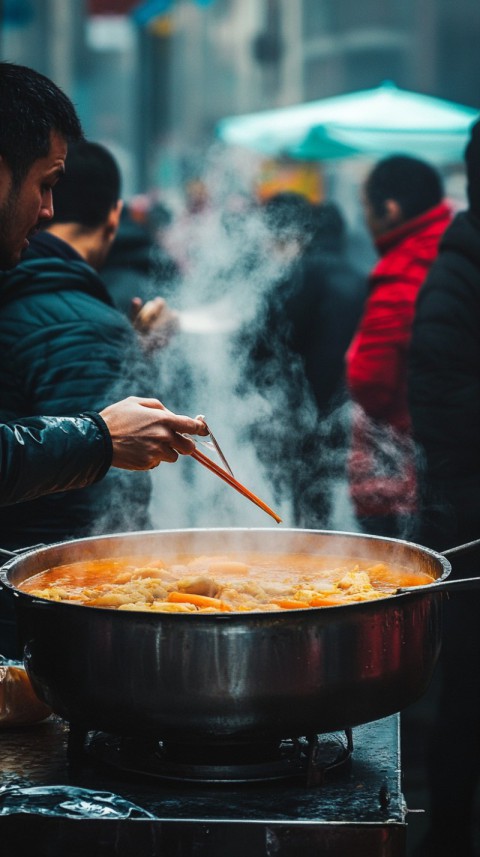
345,155,452,539
407,118,480,857
0,139,196,557
274,197,367,418
102,195,180,317
240,191,366,527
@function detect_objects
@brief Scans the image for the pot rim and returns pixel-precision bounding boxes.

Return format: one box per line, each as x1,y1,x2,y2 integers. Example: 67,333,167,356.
0,527,452,614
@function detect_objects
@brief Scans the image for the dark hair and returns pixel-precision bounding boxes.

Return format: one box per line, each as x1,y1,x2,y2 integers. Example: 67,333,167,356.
263,191,314,243
365,155,444,221
50,140,121,228
0,61,83,186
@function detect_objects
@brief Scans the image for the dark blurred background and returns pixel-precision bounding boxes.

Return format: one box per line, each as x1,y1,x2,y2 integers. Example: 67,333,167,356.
1,0,478,198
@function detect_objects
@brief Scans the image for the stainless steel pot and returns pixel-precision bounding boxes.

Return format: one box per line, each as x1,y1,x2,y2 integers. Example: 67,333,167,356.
0,527,477,744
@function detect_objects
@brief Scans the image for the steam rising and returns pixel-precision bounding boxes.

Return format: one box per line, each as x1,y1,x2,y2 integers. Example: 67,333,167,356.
144,144,358,532
95,148,466,543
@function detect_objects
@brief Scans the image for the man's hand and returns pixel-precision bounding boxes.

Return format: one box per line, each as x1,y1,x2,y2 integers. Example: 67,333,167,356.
130,296,180,350
99,396,208,471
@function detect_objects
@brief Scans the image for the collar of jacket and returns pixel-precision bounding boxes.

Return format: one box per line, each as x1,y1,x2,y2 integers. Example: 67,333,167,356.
0,238,116,311
374,201,452,256
26,230,84,263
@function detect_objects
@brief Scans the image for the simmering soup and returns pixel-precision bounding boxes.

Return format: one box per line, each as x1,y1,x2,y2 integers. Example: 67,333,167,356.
19,552,436,613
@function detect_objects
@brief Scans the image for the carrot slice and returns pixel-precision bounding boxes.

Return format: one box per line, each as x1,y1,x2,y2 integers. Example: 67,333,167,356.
272,599,311,610
308,596,338,607
167,591,232,611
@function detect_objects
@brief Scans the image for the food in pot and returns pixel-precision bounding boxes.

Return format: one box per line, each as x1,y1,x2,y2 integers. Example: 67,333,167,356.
19,552,436,613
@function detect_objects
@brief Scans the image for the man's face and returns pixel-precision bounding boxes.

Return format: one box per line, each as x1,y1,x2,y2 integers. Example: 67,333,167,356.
362,192,387,240
362,186,403,240
0,130,67,269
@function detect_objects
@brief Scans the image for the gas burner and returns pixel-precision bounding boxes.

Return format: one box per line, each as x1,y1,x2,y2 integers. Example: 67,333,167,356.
81,729,353,786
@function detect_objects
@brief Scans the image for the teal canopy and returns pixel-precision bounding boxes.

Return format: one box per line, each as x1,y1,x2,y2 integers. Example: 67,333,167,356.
216,82,479,163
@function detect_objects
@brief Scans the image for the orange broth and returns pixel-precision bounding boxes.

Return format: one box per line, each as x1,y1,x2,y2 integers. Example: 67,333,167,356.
19,552,437,613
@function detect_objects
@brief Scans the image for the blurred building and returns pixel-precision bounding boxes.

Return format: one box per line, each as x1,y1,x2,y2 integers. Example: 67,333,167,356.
0,0,478,195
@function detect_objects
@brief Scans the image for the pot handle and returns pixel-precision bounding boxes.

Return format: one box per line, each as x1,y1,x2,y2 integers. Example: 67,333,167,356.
0,543,47,565
440,537,480,558
397,576,480,596
396,537,480,596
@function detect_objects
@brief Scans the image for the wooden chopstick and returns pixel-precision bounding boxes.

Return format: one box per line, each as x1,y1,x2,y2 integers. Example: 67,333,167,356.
191,447,282,524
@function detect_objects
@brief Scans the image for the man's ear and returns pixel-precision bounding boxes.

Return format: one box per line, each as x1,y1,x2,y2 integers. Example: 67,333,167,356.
384,199,403,228
105,199,123,240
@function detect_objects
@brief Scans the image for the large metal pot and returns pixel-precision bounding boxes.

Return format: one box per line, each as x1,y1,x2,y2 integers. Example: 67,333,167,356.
0,527,475,744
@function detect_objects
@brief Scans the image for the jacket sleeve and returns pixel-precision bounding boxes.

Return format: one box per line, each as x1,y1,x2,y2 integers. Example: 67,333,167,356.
0,413,112,507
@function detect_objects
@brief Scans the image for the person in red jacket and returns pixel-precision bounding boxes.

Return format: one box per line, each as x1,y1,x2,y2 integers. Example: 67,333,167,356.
345,155,452,538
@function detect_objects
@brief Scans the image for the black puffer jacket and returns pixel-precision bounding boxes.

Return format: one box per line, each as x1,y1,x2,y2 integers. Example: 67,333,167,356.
0,412,111,507
408,210,480,548
0,233,155,549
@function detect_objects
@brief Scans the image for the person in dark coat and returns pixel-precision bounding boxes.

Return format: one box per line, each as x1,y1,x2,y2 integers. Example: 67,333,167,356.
102,201,179,316
0,139,182,552
407,118,480,857
240,192,366,527
277,199,367,416
0,62,113,505
0,62,205,505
